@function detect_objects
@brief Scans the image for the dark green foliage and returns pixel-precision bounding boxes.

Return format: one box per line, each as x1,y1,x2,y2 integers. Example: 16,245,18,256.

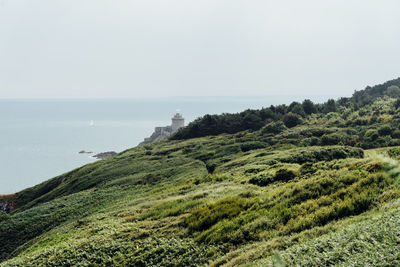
378,125,393,136
385,85,400,97
299,162,317,175
302,99,316,115
352,77,400,105
288,102,306,117
324,99,337,113
394,99,400,109
0,213,10,223
171,109,271,140
387,147,400,158
274,168,297,182
364,129,379,141
261,121,287,134
276,146,364,164
391,129,400,138
240,141,267,152
249,173,274,186
282,113,302,128
171,77,400,143
320,133,344,145
250,168,298,187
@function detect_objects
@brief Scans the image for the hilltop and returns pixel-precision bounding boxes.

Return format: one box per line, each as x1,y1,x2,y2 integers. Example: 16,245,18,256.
1,78,400,266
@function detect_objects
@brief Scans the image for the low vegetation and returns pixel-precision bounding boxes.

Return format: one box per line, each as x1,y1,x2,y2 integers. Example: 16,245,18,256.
2,78,400,266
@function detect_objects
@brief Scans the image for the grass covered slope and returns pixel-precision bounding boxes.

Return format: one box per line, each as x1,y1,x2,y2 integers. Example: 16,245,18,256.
258,207,400,266
2,80,400,266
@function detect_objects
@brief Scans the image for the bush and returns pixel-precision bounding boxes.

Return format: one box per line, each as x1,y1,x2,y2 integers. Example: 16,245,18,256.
378,125,393,136
394,99,400,109
385,85,400,97
388,147,400,158
274,168,297,182
282,113,302,128
364,129,379,141
299,163,317,175
277,146,364,164
261,121,287,135
391,130,400,138
320,133,343,145
0,213,10,222
240,141,267,152
184,197,253,232
249,173,274,186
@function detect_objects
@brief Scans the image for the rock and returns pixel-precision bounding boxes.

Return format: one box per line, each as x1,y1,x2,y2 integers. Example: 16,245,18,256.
93,151,117,160
0,195,15,214
0,202,11,214
79,150,93,154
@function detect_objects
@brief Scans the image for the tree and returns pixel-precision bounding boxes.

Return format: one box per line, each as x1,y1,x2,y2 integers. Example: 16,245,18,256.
302,99,316,115
243,112,264,130
324,99,337,113
386,85,400,98
288,102,306,117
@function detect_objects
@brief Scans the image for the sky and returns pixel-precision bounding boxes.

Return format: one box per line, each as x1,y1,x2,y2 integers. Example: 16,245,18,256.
0,0,399,98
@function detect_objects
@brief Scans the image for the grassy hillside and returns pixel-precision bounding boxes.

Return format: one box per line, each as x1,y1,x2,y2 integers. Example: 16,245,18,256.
2,79,400,266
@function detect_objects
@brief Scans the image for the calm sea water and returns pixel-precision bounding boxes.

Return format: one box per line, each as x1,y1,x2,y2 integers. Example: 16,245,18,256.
0,96,335,194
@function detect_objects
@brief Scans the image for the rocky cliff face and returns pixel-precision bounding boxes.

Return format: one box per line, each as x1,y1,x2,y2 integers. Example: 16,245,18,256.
0,195,15,214
93,151,117,160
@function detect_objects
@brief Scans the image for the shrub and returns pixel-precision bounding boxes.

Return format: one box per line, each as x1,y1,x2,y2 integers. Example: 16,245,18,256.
388,147,400,158
278,146,364,164
261,121,287,134
282,113,302,128
274,168,297,182
394,99,400,109
184,197,253,232
299,163,317,175
391,130,400,138
324,99,337,113
0,213,10,222
378,125,393,136
321,133,343,145
240,141,267,152
364,129,379,141
249,173,274,186
386,85,400,97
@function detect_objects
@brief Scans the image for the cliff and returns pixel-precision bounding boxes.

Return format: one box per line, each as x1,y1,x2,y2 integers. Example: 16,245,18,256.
0,195,16,214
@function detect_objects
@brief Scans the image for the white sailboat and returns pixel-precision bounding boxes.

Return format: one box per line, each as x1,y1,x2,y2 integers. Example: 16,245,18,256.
90,120,95,127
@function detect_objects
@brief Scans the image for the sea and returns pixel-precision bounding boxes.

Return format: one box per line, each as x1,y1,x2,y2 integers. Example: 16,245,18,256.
0,96,336,194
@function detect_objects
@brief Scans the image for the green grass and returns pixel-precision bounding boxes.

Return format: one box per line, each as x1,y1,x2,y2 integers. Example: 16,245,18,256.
256,206,400,266
2,95,400,265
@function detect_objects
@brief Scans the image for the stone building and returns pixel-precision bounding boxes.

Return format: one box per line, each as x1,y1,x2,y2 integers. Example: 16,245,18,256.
140,113,185,145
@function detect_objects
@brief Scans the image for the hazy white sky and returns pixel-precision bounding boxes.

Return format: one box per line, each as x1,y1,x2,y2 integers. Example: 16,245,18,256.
0,0,399,98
